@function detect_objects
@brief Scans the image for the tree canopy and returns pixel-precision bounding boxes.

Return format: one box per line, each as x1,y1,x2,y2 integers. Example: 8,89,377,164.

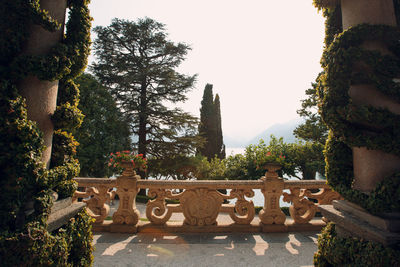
74,73,132,177
293,74,328,145
91,17,202,162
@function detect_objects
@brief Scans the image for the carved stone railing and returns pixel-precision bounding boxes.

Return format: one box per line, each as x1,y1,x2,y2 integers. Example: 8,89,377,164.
73,164,341,233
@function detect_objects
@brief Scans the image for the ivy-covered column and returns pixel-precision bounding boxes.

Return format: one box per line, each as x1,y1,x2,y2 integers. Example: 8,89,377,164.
0,0,93,265
313,0,400,265
342,0,400,192
18,0,67,168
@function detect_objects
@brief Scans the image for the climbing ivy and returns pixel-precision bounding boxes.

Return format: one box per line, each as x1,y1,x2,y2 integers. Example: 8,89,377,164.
0,0,93,265
312,2,400,215
314,223,400,266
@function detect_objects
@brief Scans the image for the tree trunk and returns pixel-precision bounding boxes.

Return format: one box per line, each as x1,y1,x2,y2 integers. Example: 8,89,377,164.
138,80,147,160
137,80,147,195
302,168,316,180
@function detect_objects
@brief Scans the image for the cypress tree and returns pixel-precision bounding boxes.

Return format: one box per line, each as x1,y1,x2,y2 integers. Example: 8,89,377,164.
198,84,216,160
214,94,225,159
198,84,225,160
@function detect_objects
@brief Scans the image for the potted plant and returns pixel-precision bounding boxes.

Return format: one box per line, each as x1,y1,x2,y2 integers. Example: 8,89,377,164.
108,151,148,175
255,151,286,176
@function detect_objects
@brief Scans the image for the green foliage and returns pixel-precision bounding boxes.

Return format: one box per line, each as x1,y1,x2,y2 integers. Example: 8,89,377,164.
148,155,200,180
148,155,226,181
287,141,325,180
214,94,225,159
91,17,202,162
0,0,93,265
52,102,84,131
220,136,325,180
0,210,94,267
294,74,328,145
314,223,400,266
245,136,296,179
198,84,225,160
74,73,132,177
325,133,400,214
224,154,248,180
195,156,226,180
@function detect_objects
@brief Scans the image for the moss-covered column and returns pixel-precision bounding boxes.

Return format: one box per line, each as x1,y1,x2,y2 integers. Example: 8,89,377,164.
18,0,67,168
341,0,400,192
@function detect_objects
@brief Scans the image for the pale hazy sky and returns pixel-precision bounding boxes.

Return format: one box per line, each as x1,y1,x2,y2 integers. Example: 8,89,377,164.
88,0,325,141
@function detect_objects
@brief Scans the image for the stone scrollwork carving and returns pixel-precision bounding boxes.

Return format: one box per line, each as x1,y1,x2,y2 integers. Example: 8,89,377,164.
283,187,342,224
146,189,183,225
180,188,224,226
283,187,318,224
145,187,256,226
304,188,342,205
73,185,112,223
225,189,255,224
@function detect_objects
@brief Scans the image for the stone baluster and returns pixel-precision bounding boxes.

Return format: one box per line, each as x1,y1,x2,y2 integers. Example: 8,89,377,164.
259,164,286,229
111,162,140,233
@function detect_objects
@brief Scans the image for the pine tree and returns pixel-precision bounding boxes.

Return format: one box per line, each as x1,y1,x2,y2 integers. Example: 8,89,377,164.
74,73,132,177
293,74,328,145
91,18,202,161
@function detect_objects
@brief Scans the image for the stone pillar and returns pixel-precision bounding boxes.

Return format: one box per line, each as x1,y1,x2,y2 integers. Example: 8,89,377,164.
259,164,286,231
340,0,400,192
111,163,140,233
18,0,67,168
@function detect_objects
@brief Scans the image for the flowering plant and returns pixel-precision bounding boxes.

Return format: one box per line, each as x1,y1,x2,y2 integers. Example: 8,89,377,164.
255,151,286,170
108,150,147,173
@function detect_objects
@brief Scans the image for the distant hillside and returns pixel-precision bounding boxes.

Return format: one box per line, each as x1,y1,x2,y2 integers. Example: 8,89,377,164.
247,118,303,146
223,118,303,148
224,135,248,148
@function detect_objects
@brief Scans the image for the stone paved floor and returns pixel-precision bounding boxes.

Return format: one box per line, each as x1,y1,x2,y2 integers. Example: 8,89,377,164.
92,231,318,267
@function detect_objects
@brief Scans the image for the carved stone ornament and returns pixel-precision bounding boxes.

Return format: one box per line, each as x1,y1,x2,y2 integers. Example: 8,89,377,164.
223,189,255,224
181,188,224,226
259,168,286,225
283,187,341,224
146,189,182,225
73,185,113,223
112,165,140,225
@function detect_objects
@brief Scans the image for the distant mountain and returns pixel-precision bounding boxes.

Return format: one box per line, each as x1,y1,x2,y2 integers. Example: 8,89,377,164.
224,135,248,148
247,118,303,145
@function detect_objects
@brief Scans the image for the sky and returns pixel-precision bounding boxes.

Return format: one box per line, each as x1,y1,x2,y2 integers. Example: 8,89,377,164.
87,0,326,143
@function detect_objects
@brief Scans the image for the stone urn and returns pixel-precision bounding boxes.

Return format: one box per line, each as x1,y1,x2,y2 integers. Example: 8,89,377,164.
264,163,282,178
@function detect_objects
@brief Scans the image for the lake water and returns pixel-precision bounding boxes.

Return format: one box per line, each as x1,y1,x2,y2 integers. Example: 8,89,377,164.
224,147,326,207
227,189,290,208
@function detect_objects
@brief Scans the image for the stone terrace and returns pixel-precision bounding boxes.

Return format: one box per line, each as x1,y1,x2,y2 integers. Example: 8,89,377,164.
92,231,318,267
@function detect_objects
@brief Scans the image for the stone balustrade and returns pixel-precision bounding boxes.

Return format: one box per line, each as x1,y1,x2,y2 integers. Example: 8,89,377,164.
73,165,341,233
